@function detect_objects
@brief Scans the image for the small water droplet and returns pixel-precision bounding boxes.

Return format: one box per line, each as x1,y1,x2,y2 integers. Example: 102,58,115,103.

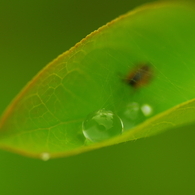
82,109,123,142
41,153,50,161
121,102,140,130
121,102,154,130
141,104,153,116
124,102,140,120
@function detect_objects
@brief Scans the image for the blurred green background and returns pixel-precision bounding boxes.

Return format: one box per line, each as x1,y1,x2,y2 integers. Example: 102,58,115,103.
1,0,195,194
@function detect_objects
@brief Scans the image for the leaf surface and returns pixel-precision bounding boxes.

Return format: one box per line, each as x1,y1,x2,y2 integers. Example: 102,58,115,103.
1,1,195,159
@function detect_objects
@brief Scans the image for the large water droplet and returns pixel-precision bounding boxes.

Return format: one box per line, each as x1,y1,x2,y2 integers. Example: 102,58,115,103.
82,109,123,142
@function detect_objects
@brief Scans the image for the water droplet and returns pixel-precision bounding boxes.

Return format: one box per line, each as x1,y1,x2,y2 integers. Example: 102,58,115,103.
121,102,140,130
41,153,50,161
123,102,140,120
121,102,153,130
141,104,153,116
82,109,123,142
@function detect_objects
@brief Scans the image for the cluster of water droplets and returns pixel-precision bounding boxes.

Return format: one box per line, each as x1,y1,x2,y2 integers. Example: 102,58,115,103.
82,102,153,143
39,103,153,160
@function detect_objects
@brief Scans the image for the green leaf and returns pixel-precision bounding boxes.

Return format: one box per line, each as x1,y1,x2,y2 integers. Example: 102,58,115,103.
1,1,195,159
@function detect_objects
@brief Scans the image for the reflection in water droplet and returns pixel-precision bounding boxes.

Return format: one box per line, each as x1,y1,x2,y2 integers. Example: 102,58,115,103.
41,153,50,161
141,104,153,116
82,109,123,142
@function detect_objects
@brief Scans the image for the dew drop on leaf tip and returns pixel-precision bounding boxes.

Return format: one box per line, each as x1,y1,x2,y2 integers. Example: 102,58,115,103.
82,109,124,143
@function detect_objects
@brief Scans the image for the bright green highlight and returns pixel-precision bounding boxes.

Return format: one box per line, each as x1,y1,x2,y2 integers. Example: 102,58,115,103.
0,1,195,159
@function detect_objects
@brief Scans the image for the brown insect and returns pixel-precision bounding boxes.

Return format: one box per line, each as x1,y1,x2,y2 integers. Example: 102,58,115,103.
124,64,153,89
